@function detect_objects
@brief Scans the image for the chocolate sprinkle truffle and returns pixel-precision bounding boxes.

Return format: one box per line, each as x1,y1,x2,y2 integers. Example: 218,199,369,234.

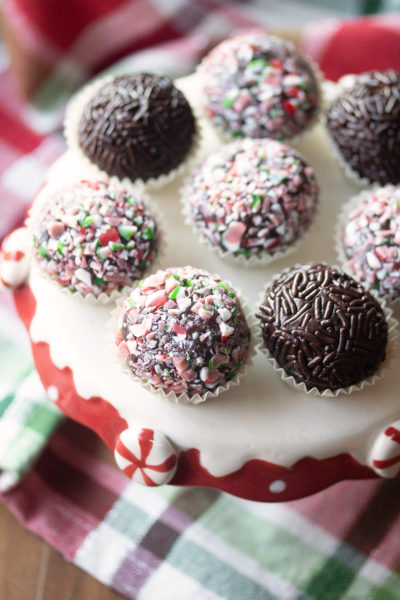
343,186,400,300
326,70,400,184
33,180,159,297
201,32,320,140
184,138,319,259
117,267,251,399
257,264,388,392
78,73,196,182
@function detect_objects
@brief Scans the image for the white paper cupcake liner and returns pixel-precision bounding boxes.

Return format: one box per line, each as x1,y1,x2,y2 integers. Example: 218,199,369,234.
180,175,320,269
254,262,399,397
107,269,257,405
27,178,167,306
196,35,325,148
64,74,203,192
335,187,400,306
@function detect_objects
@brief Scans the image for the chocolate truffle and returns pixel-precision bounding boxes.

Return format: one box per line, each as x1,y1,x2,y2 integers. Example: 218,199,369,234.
343,186,400,300
184,138,318,259
117,267,250,398
257,264,388,392
326,70,400,184
201,32,319,140
33,180,159,297
78,73,196,182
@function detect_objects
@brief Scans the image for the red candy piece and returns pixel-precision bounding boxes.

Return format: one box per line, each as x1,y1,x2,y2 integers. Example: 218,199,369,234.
283,100,295,115
99,228,119,246
173,324,187,336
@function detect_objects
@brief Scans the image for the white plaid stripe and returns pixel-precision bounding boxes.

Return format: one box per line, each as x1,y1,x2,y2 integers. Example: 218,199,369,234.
74,520,136,585
139,562,224,600
237,499,340,556
183,516,304,600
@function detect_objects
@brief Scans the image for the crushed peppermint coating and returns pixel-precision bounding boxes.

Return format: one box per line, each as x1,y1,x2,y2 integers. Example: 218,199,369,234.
184,139,318,259
201,32,319,140
78,73,196,182
327,70,400,184
257,264,388,392
117,266,250,398
32,180,159,297
343,186,400,300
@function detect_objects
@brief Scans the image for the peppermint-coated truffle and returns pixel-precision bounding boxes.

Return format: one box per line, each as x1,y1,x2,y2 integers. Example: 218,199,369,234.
202,33,319,140
33,180,159,297
78,73,196,182
343,186,400,300
117,267,251,398
185,139,318,259
257,264,388,392
326,70,400,184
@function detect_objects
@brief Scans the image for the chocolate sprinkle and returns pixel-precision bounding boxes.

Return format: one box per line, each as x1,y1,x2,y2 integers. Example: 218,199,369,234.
326,70,400,184
257,264,388,392
78,73,196,182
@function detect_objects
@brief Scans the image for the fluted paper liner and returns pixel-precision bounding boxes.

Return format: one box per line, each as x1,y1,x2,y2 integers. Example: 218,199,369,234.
107,269,257,405
64,74,203,192
254,262,399,397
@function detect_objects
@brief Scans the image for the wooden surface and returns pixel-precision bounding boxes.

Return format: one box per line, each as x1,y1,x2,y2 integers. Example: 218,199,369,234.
0,425,123,600
0,503,123,600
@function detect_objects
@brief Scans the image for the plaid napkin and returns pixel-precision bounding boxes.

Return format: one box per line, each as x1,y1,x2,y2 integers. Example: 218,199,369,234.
0,294,63,491
2,3,400,599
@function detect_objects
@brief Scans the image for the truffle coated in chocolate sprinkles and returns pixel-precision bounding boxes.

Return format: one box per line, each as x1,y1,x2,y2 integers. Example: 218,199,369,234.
117,267,250,399
78,73,196,182
326,70,400,184
257,264,388,392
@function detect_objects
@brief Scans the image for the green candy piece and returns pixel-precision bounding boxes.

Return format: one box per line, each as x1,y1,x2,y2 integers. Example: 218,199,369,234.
251,193,263,210
142,226,155,241
78,214,94,228
37,245,48,258
247,59,269,69
57,241,65,256
118,225,137,240
223,97,234,108
110,242,126,251
169,283,182,300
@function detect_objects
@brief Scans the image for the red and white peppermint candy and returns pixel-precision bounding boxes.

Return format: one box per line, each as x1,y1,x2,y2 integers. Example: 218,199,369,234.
114,427,178,486
0,228,31,289
369,419,400,478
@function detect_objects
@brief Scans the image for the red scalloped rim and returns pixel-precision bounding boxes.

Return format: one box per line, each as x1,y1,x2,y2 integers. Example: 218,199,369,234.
13,284,378,502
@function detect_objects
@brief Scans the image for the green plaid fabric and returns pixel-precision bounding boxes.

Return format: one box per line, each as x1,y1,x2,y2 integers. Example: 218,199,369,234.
72,482,400,599
0,303,62,491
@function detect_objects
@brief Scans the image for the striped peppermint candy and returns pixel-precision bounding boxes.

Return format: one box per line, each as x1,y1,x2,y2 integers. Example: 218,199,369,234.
114,427,178,486
0,227,31,289
369,419,400,478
